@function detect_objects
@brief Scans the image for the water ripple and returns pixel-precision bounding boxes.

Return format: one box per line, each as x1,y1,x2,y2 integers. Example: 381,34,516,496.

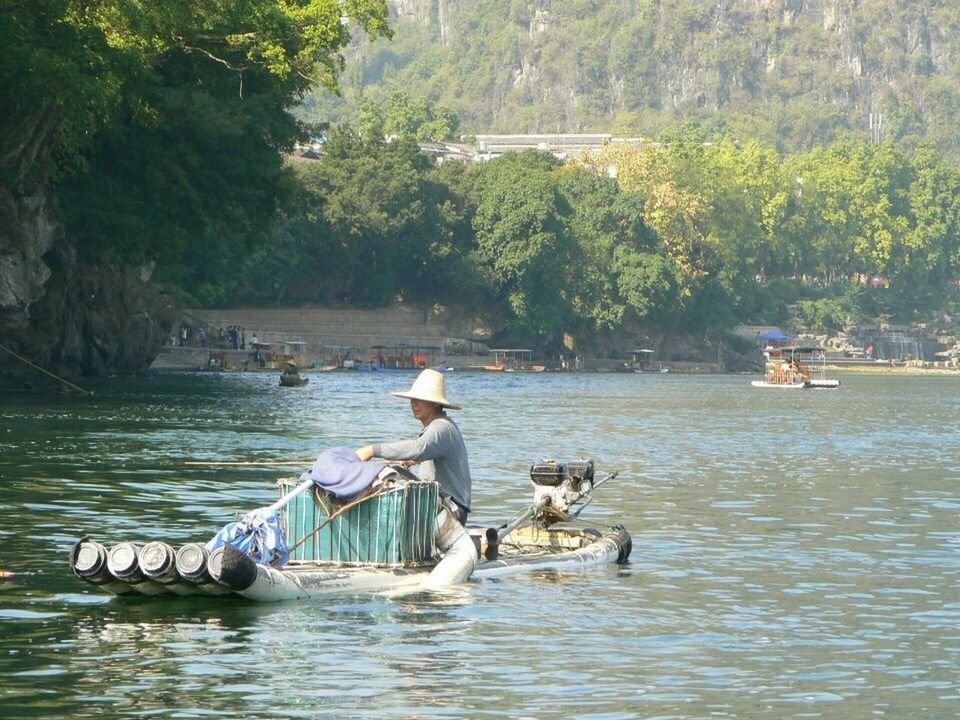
0,372,958,718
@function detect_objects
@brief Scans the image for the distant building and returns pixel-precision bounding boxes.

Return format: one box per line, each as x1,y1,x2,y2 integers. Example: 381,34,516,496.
417,141,474,164
287,137,327,161
422,134,648,163
472,133,612,161
289,133,647,165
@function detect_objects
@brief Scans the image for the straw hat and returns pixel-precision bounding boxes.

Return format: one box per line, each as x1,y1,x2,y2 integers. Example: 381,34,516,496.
391,368,461,409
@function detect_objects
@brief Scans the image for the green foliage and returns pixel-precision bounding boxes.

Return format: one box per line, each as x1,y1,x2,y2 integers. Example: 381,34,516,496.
298,2,960,160
3,0,391,303
793,294,861,332
555,167,676,330
613,248,682,323
269,129,475,307
356,91,460,142
462,151,575,334
597,133,960,328
58,55,297,304
10,0,960,342
383,91,460,141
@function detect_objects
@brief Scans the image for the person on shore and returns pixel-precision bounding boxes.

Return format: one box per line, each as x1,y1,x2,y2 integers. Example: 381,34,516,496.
355,369,471,525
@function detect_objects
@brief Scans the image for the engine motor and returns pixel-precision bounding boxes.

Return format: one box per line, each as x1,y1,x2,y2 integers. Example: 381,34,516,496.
529,458,595,517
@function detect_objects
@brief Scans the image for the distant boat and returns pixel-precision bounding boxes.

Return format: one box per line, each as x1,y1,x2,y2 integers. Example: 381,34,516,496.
486,348,534,372
279,364,309,387
279,374,309,387
753,346,840,390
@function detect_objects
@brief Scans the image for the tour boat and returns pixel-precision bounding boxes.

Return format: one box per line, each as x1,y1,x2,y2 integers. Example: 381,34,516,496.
753,345,840,389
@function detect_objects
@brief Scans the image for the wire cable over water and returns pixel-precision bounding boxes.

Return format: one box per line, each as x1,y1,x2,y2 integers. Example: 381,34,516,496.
0,341,93,395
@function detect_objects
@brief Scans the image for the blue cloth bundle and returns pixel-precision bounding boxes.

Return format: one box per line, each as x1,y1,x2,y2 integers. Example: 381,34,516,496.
299,446,384,500
207,508,288,567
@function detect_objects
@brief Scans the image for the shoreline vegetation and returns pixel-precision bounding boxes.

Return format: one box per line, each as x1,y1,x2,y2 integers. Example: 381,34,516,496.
4,4,960,383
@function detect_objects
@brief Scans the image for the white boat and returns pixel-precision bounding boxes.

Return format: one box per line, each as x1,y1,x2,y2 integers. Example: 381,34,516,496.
754,345,840,390
197,525,631,601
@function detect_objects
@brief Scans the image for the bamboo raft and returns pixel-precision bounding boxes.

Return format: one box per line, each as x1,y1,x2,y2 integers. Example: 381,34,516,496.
70,459,631,602
70,526,631,601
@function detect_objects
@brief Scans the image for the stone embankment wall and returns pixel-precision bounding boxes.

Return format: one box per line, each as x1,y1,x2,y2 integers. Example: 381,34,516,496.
151,305,726,372
186,306,456,350
152,305,493,370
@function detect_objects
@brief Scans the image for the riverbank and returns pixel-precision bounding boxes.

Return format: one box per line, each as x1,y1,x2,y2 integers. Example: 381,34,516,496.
149,345,723,374
825,363,960,375
157,305,735,374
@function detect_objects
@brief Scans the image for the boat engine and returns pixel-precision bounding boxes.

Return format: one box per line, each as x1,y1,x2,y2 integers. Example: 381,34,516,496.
529,458,595,518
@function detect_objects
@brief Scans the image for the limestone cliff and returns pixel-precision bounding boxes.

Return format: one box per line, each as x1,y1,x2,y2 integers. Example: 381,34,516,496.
315,0,959,152
0,115,173,386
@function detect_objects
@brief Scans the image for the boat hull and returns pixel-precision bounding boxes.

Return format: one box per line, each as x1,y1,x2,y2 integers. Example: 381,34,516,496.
804,379,841,389
279,376,309,387
70,526,631,602
751,378,840,389
751,380,804,388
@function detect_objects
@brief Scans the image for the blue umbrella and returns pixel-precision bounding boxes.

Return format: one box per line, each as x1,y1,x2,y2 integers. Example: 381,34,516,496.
757,329,793,342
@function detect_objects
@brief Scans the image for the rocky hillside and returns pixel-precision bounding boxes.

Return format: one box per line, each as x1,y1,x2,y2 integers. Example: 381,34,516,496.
0,127,173,387
303,0,960,154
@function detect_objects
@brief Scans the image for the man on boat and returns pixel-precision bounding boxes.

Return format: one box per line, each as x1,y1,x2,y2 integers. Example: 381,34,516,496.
355,368,472,525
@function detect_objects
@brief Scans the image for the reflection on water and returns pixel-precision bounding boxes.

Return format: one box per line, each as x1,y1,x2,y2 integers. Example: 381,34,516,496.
1,371,959,718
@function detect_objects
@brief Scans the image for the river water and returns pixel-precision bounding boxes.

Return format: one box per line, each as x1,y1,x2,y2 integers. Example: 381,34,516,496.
1,370,958,719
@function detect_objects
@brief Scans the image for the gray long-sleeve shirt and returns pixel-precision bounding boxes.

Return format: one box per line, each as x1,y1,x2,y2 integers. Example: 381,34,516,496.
373,413,471,511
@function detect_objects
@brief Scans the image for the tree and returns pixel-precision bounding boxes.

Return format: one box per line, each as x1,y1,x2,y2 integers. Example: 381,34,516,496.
555,167,677,330
379,91,460,141
2,0,392,303
273,129,474,307
463,151,575,334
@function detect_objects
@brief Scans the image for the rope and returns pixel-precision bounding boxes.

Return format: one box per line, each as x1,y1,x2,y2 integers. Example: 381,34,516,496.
0,341,93,395
185,460,312,466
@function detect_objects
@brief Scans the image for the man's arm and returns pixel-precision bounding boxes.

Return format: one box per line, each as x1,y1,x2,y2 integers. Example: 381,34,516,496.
355,445,375,461
357,421,449,463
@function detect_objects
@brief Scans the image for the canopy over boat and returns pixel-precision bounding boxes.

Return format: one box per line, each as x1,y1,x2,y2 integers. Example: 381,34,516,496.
756,329,793,343
486,349,534,371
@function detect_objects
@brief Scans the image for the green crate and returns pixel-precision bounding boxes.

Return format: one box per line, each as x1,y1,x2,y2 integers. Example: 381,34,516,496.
279,478,438,566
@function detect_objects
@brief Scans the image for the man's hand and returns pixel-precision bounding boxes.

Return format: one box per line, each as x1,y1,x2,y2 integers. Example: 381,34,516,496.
355,445,375,461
